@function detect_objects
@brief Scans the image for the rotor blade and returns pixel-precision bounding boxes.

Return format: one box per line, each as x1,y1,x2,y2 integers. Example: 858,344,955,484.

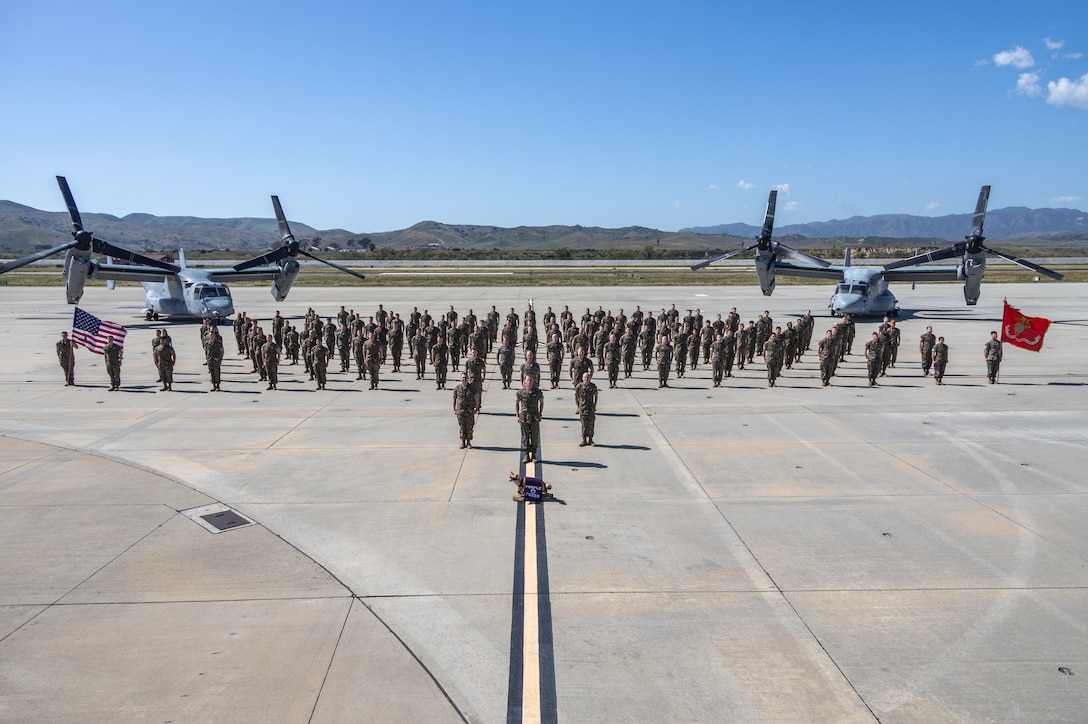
91,239,180,273
980,245,1064,280
775,243,832,268
232,246,294,272
970,185,990,239
884,245,963,270
298,249,367,281
690,242,760,271
271,196,296,243
759,190,777,241
56,176,83,231
0,241,79,274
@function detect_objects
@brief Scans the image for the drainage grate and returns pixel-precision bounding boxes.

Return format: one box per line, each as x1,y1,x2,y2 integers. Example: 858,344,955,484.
181,504,256,534
200,510,252,531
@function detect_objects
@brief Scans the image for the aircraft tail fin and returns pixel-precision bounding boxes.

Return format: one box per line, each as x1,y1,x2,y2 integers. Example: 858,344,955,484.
843,248,851,268
178,249,187,269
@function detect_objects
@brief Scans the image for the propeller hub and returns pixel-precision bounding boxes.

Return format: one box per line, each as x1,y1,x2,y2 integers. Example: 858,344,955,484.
73,230,93,250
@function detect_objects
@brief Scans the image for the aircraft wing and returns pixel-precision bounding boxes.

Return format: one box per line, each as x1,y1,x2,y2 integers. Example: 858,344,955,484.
882,265,961,282
772,262,847,281
89,262,176,283
205,266,289,283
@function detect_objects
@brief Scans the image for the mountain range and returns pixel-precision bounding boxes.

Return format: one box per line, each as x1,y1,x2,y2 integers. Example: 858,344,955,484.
2,199,1086,256
682,206,1088,241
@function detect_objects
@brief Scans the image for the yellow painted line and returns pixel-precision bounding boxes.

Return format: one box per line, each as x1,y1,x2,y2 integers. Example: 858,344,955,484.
522,503,541,723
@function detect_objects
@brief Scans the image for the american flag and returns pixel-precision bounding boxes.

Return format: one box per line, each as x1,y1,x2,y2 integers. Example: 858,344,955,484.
72,307,127,355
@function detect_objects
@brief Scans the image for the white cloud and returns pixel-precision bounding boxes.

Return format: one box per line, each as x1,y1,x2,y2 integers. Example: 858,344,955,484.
708,184,719,191
782,201,801,212
673,200,681,208
1016,72,1043,97
994,46,1034,69
1050,195,1083,204
926,201,941,211
1045,37,1065,51
773,183,791,195
1046,74,1088,109
737,180,754,190
1065,52,1084,60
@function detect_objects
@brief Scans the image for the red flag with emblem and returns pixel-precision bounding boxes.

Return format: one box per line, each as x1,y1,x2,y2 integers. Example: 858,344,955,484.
1001,300,1051,352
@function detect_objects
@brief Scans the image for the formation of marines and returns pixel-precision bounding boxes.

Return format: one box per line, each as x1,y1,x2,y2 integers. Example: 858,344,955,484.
57,300,1033,456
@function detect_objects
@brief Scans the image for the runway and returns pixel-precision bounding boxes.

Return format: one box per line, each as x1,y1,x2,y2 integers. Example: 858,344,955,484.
1,282,1086,722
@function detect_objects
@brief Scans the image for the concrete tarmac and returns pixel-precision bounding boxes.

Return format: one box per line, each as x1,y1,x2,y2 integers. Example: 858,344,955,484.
1,282,1086,722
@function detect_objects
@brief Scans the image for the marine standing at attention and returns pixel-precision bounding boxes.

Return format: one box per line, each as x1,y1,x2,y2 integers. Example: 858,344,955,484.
574,370,598,447
453,371,480,449
103,335,122,391
864,331,881,387
984,330,1003,384
515,374,545,463
156,337,176,391
57,331,75,385
656,335,673,388
206,327,225,391
262,335,281,390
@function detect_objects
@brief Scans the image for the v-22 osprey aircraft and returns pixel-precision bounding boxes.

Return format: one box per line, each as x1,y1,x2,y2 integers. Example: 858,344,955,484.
0,177,365,320
691,186,1063,316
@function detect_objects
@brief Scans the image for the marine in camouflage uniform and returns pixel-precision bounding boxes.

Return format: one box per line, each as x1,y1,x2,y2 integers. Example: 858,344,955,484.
56,332,75,386
155,340,176,391
262,337,281,390
432,335,450,390
638,323,655,371
352,329,367,380
709,333,726,387
465,347,487,397
932,337,949,385
762,332,783,387
363,331,382,389
520,348,542,389
919,326,936,376
864,332,882,387
656,336,673,388
574,371,598,446
817,329,835,387
497,345,515,389
515,375,545,462
410,331,427,380
984,331,1002,384
604,334,621,388
620,328,637,379
452,372,480,448
206,328,225,391
103,336,122,391
546,334,564,389
569,347,592,388
311,339,331,390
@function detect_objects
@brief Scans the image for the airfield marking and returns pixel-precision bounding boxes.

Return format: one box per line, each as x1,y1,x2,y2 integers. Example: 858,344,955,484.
507,455,558,724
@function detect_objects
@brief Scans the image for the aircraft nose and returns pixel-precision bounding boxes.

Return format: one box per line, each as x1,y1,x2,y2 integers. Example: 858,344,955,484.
202,297,233,315
831,293,864,315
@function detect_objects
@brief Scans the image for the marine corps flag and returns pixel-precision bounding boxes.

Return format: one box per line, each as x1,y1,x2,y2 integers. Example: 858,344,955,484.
1001,300,1051,352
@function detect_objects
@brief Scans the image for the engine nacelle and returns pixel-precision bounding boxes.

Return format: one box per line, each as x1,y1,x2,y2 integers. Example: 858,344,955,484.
64,250,91,304
755,249,777,296
961,251,986,305
270,259,301,302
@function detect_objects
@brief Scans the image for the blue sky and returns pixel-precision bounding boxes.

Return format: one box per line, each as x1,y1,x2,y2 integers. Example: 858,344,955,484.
1,1,1084,234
